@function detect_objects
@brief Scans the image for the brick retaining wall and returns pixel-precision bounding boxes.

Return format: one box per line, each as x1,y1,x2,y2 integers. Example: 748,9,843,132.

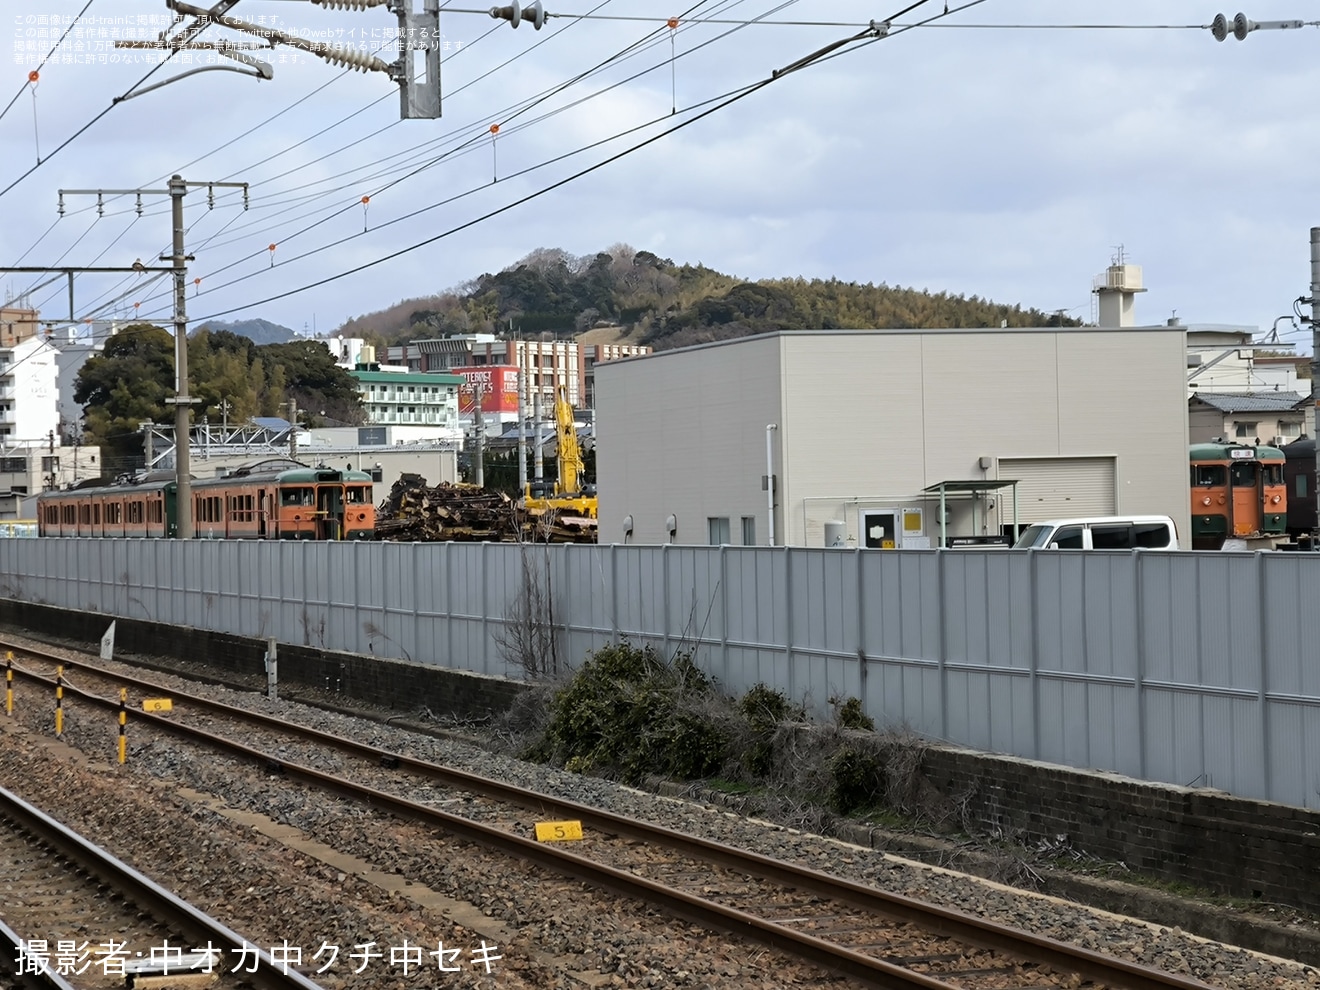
921,745,1320,913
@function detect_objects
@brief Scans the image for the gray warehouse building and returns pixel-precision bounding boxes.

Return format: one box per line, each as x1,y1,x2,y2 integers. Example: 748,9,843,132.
595,326,1190,547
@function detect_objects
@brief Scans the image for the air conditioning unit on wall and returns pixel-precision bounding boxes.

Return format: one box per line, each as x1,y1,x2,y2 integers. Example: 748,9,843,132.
1273,436,1287,446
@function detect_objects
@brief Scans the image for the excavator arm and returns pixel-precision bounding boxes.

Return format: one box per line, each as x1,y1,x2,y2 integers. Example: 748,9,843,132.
555,384,584,496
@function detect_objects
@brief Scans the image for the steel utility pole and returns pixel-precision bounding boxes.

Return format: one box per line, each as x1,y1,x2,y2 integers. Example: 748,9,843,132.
516,360,527,492
287,398,298,461
59,175,249,539
168,176,196,537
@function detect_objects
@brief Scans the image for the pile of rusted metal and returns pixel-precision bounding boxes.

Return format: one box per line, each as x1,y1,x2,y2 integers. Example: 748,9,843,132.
374,474,595,543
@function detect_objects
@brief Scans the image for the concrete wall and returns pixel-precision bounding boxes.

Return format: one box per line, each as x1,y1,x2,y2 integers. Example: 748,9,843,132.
597,328,1190,548
0,597,521,719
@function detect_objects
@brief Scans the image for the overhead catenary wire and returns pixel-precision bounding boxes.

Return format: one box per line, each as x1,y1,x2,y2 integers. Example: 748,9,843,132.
0,0,100,126
184,1,962,325
127,0,802,302
22,0,901,330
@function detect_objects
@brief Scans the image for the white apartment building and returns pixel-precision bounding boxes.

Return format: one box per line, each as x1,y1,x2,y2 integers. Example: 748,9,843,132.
48,322,113,439
351,369,464,438
0,335,59,443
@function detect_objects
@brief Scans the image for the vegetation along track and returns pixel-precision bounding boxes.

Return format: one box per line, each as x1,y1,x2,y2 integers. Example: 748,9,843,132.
1,639,1218,990
0,779,324,990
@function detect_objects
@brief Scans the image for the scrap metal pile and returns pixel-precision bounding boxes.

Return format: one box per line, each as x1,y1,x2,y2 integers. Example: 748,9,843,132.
374,474,596,543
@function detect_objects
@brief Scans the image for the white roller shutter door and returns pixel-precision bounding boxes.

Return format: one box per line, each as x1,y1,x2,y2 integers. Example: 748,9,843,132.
998,457,1116,521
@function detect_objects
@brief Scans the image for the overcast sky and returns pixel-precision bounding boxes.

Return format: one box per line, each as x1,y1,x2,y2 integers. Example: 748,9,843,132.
1,0,1317,344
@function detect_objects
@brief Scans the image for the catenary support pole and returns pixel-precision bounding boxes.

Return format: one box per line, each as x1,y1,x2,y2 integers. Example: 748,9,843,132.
171,176,194,540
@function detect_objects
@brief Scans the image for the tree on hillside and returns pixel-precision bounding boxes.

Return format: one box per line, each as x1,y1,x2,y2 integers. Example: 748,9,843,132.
256,340,364,426
74,328,366,466
75,324,175,467
333,246,1084,350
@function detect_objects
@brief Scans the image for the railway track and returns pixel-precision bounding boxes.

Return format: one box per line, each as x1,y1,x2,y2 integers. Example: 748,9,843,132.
0,639,1220,990
0,779,324,990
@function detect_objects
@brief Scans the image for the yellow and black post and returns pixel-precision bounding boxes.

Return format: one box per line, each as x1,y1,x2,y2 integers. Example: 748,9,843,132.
117,688,127,765
54,665,63,736
5,651,12,716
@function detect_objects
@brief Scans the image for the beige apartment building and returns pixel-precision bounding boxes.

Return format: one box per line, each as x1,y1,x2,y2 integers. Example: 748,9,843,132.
595,327,1190,547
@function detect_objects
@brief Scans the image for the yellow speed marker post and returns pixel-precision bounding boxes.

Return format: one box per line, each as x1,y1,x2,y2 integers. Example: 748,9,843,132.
117,689,127,765
141,698,173,713
54,665,63,736
534,820,584,842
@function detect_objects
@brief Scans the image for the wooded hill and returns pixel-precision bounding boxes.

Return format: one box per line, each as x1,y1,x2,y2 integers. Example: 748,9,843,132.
337,245,1081,350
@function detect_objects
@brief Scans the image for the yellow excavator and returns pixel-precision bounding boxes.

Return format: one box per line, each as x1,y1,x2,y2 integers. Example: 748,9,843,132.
523,384,598,522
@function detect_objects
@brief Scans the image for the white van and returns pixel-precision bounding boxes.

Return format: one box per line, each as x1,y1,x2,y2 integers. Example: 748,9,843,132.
1012,516,1179,551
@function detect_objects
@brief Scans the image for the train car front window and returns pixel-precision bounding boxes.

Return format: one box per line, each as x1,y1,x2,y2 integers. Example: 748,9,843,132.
280,487,314,507
1192,465,1225,487
1263,463,1283,485
1230,462,1258,486
346,486,372,504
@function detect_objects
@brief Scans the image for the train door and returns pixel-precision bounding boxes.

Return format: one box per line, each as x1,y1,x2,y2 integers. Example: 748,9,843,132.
316,485,343,540
258,489,268,538
1229,457,1261,536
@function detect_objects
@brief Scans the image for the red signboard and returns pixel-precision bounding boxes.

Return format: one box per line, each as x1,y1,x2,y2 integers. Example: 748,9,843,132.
455,365,520,414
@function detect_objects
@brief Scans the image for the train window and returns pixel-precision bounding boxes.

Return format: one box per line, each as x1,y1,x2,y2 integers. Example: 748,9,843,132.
93,504,101,525
1230,462,1258,486
281,487,313,507
1051,526,1085,549
1262,464,1283,485
1192,465,1225,487
346,486,371,503
1298,474,1309,499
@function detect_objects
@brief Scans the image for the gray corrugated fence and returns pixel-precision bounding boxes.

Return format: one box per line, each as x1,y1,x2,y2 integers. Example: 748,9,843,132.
2,539,1317,808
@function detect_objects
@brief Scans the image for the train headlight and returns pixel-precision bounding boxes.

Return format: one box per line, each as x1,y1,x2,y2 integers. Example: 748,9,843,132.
1271,495,1281,504
1202,496,1212,506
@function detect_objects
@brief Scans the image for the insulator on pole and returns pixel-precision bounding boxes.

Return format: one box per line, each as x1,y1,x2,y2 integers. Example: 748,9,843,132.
318,45,390,72
313,0,388,8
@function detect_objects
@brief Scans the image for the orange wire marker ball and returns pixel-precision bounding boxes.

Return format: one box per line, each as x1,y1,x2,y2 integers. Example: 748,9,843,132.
667,17,678,28
489,123,500,136
27,70,38,83
360,195,370,205
268,243,277,267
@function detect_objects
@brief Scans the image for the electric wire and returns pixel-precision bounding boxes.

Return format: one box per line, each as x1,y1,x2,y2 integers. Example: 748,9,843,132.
126,0,794,302
19,0,880,330
184,3,939,324
0,0,100,125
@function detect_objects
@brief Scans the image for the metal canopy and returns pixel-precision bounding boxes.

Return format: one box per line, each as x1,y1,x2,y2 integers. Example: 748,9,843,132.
922,479,1021,548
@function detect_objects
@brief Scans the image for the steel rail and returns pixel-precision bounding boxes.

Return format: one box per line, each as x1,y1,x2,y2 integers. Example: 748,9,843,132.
0,915,79,990
0,782,325,990
4,641,1218,990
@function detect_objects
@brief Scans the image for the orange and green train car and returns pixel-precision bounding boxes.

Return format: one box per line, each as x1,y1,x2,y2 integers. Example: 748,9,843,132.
1189,442,1286,550
37,459,374,540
